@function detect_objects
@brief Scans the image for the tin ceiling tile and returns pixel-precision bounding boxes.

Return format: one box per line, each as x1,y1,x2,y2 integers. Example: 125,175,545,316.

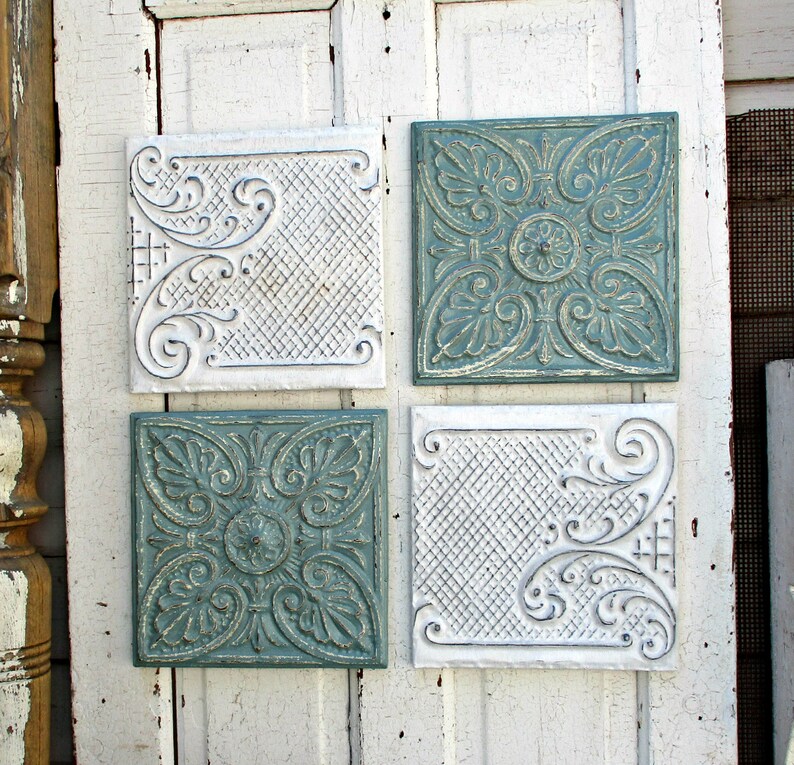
132,410,388,667
411,404,677,669
412,114,678,383
128,127,384,392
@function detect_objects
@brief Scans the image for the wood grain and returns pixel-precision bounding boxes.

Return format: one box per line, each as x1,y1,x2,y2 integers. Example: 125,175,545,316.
0,0,58,761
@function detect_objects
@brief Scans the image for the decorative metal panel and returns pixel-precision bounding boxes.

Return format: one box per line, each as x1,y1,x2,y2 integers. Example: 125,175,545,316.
127,127,384,392
411,405,677,669
412,114,678,383
132,410,388,667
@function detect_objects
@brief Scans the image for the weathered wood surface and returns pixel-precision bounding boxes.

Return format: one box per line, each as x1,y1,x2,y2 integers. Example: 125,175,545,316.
56,0,736,762
767,360,794,765
54,0,174,761
723,0,794,82
0,0,58,762
146,0,335,19
635,1,736,760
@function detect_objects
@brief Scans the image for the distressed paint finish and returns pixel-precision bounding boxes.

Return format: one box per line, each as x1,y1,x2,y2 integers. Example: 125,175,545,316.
159,10,354,764
54,0,175,760
413,114,679,384
146,0,336,18
723,0,794,81
127,129,384,392
132,410,388,667
0,336,52,765
633,0,737,762
0,0,58,761
412,404,678,670
55,0,736,763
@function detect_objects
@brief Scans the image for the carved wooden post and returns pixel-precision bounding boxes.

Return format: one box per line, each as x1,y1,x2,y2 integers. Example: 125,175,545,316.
0,0,58,763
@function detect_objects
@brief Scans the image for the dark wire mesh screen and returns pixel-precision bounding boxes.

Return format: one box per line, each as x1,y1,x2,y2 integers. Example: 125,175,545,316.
727,108,794,764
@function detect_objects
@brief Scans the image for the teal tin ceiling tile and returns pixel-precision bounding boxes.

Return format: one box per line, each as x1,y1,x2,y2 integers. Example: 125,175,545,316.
413,113,678,384
132,410,388,668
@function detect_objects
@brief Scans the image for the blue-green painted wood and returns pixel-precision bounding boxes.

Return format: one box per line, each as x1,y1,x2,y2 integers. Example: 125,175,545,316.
131,410,388,667
413,114,679,384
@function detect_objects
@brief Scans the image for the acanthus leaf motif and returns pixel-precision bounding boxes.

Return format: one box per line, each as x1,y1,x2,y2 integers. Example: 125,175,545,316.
271,421,377,528
420,265,531,376
142,554,246,659
559,264,673,372
273,554,377,661
135,414,386,666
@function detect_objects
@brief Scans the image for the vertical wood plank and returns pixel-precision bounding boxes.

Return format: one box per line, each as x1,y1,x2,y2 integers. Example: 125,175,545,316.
433,2,636,762
333,1,449,762
633,0,737,762
160,12,349,765
54,0,175,761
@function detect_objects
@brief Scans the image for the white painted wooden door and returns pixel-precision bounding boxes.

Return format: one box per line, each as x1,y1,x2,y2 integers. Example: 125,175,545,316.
55,0,736,762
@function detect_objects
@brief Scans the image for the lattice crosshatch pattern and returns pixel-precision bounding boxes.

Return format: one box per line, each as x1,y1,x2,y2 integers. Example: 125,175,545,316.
127,128,384,392
413,114,678,383
132,410,388,667
411,405,677,669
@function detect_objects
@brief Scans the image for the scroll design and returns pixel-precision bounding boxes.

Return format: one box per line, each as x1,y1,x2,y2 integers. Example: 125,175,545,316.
411,412,677,666
558,417,674,545
135,414,386,665
414,115,677,380
130,145,277,249
128,141,384,386
521,551,675,660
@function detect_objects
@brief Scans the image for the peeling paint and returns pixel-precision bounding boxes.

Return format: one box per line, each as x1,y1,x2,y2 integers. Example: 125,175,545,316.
0,532,8,549
11,61,23,118
0,681,30,765
0,322,20,336
11,177,26,300
0,569,30,764
0,410,23,506
0,569,27,647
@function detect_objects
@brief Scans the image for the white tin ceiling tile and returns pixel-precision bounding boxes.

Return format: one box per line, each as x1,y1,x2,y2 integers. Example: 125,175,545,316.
127,127,384,392
411,404,678,670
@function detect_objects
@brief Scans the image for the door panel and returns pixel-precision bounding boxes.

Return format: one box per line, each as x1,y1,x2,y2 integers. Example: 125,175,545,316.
161,12,334,133
436,0,625,120
55,0,736,762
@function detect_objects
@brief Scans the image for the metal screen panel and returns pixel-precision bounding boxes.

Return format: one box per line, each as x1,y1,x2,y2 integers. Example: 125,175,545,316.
728,108,794,764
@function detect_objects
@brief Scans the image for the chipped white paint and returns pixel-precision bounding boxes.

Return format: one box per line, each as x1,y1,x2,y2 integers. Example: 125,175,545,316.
0,570,27,651
412,404,678,670
147,0,334,18
723,0,794,81
11,175,25,295
0,321,20,336
127,128,385,392
55,0,176,761
0,570,30,765
56,0,735,762
0,410,23,507
0,532,9,549
0,681,29,765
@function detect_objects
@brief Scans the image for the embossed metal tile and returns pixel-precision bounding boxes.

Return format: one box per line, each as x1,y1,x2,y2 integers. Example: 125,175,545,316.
412,405,677,669
132,410,388,667
128,128,384,392
413,114,678,383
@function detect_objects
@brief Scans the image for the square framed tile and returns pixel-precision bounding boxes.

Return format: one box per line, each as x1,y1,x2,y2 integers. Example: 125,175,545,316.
411,404,677,669
128,127,384,392
132,410,388,667
413,114,678,383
